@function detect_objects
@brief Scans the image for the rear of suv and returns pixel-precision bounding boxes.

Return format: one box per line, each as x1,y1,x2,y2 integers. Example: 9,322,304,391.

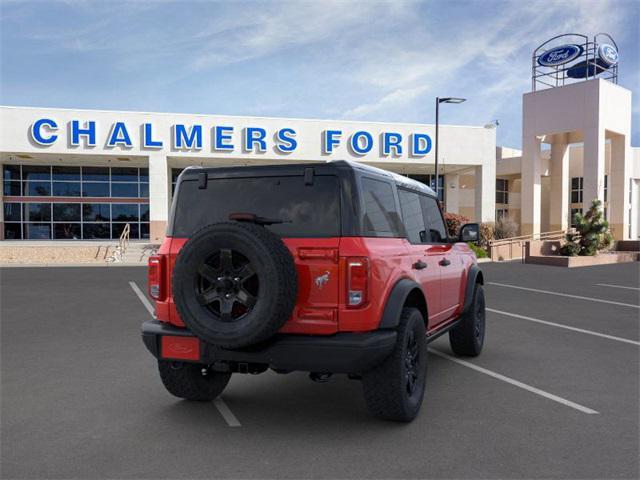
142,160,485,422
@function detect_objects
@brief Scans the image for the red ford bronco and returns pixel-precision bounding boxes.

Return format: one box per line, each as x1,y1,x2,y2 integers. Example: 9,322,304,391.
142,160,485,422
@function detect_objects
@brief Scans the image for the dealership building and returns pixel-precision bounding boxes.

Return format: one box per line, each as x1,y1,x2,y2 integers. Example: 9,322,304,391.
0,107,497,243
0,34,638,245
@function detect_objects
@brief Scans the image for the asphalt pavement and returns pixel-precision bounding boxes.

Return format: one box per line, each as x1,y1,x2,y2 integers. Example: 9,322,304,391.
1,261,638,479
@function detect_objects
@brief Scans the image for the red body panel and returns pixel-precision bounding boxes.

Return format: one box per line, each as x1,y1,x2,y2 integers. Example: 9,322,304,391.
152,235,476,335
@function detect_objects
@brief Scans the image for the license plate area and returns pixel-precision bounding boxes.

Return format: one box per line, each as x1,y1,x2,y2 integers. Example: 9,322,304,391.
160,335,200,361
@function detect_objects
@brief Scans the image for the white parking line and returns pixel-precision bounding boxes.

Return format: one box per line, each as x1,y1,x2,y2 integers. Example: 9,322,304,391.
488,282,640,309
129,281,155,316
596,283,640,291
129,281,242,427
429,349,599,415
487,308,640,346
214,398,242,427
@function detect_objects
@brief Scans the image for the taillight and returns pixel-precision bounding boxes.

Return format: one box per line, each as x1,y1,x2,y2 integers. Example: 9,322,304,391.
148,255,165,300
346,257,369,308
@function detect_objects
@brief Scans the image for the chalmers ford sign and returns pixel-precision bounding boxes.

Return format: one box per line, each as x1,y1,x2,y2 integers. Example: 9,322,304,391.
28,118,434,157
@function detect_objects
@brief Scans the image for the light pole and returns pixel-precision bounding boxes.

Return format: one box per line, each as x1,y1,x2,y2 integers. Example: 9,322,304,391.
435,97,466,203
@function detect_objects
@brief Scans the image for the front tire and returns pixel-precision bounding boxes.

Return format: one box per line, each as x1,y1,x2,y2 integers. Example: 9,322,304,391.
362,308,427,422
158,361,231,401
449,283,485,356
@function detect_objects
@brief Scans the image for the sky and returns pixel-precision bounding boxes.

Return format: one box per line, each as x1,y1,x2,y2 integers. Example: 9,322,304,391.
1,0,638,148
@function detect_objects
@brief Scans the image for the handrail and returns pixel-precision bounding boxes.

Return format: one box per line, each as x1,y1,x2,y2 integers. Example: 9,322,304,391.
105,223,131,263
119,223,131,254
489,229,570,247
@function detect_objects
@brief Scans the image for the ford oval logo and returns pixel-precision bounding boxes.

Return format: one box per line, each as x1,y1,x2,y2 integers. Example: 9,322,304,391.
169,344,193,354
598,44,618,66
538,44,583,67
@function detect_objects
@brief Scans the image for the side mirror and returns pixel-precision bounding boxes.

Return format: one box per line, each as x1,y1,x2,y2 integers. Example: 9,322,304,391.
459,223,480,243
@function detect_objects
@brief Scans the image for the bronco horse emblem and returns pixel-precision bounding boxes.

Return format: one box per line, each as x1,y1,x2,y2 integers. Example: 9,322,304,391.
315,271,330,289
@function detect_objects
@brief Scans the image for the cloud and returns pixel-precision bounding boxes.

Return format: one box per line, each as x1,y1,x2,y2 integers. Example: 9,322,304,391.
339,0,630,120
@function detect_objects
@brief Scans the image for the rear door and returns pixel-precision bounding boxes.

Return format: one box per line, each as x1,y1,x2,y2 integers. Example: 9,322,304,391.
397,188,443,328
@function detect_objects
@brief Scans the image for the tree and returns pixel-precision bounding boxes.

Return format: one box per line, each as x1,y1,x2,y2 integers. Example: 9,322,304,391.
560,199,613,256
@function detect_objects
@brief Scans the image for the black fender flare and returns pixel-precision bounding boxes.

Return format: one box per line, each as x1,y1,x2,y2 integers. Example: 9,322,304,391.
378,279,427,329
461,264,484,316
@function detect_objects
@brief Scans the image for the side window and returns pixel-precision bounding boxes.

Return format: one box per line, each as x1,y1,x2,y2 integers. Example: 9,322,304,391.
398,188,427,244
361,177,401,236
420,195,448,243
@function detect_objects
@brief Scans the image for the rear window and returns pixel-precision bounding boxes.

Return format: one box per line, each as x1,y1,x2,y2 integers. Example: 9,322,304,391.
361,177,403,237
172,175,341,237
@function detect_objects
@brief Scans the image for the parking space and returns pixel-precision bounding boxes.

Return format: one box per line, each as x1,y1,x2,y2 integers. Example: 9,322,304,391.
1,262,639,479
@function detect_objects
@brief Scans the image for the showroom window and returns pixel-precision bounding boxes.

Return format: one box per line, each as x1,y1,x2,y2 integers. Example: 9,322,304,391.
2,164,149,240
570,177,583,203
496,178,508,204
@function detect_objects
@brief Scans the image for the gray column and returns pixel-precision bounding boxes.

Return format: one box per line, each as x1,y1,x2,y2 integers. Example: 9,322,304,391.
609,134,630,240
445,173,459,214
521,135,542,236
582,126,605,211
549,134,569,232
148,153,170,243
474,163,496,223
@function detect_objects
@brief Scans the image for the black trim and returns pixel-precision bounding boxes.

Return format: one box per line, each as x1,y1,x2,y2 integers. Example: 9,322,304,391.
141,320,397,374
426,317,462,342
461,264,484,315
378,279,423,329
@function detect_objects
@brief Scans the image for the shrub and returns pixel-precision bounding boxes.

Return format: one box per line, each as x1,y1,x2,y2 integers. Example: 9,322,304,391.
560,199,613,256
494,216,519,240
467,242,488,258
479,222,495,248
444,212,470,238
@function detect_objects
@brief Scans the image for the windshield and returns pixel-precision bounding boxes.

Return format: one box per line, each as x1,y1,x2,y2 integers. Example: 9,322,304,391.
171,175,341,238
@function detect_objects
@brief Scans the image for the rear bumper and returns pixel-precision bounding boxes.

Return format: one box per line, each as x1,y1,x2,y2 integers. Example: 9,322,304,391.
141,320,397,374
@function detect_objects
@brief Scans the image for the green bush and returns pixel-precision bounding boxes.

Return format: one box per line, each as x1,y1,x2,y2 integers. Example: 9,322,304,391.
467,242,488,258
560,199,613,256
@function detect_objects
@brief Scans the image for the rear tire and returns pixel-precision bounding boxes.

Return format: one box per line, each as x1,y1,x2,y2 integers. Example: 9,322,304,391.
449,284,485,356
362,308,427,422
158,361,231,401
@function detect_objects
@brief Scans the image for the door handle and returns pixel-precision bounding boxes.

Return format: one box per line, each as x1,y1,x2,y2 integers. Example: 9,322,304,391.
439,258,451,267
412,260,427,270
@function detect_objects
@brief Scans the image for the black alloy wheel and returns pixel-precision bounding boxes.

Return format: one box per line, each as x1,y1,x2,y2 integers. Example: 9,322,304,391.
196,249,259,322
405,328,420,396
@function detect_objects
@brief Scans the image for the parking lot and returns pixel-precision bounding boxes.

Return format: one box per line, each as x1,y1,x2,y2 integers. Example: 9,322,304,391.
1,261,638,479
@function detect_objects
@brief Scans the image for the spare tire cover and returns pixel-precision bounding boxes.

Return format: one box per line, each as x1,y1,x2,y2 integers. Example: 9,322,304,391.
172,222,298,349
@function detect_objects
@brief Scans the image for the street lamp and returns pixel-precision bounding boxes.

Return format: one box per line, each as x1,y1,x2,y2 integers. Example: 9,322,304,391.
435,97,466,203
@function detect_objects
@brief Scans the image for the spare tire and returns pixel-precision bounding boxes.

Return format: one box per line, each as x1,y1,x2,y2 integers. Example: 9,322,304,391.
172,222,297,349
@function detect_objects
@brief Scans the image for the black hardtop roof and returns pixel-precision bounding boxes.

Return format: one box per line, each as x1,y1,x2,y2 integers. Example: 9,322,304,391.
179,160,436,197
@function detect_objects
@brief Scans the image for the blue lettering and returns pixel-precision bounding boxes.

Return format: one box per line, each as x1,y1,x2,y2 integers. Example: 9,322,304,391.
71,120,96,147
323,130,342,154
214,126,234,151
30,118,58,145
383,132,403,156
411,133,432,156
173,124,202,150
143,123,163,148
107,122,132,148
275,128,297,153
244,127,267,152
350,131,373,155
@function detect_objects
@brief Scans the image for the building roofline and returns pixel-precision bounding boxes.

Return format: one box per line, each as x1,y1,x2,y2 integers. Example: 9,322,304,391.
0,104,489,130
